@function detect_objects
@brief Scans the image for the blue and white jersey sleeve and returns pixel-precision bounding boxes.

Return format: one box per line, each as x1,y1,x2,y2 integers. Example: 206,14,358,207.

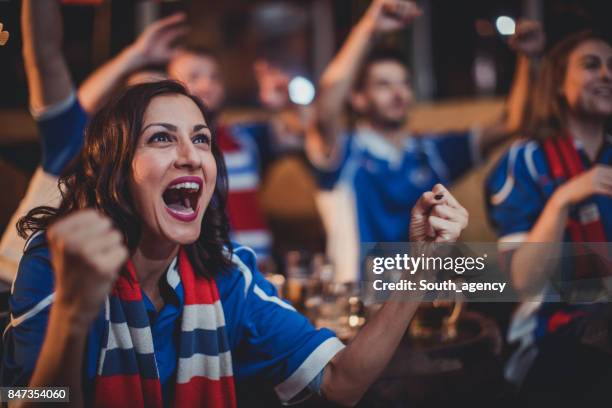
229,246,345,403
423,130,480,184
485,142,546,243
33,92,88,176
1,233,54,386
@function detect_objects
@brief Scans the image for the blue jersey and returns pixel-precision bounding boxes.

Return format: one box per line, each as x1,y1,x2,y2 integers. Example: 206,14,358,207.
312,128,478,281
2,233,344,405
35,93,88,176
486,136,612,243
486,136,612,341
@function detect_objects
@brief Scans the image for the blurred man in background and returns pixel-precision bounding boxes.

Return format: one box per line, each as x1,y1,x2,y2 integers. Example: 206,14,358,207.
307,0,534,281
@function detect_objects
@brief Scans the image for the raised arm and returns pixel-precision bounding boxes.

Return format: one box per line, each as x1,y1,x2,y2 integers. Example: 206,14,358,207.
510,165,612,298
478,20,545,157
307,0,421,161
23,211,127,408
22,0,72,114
321,184,468,406
78,12,188,115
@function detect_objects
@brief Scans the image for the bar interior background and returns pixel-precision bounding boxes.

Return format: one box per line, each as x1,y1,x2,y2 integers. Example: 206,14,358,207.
0,0,610,257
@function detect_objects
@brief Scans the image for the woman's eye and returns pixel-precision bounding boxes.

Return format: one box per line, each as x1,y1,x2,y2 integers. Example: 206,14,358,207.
193,134,211,145
583,58,601,70
148,132,172,144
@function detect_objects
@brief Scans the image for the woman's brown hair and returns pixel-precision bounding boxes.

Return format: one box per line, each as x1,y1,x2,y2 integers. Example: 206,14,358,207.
18,80,233,276
527,30,612,141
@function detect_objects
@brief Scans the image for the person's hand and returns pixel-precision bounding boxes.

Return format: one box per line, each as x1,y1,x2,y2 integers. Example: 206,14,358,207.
554,165,612,207
409,184,469,243
48,210,128,328
128,12,189,67
362,0,422,34
0,22,9,46
509,19,545,58
253,59,291,110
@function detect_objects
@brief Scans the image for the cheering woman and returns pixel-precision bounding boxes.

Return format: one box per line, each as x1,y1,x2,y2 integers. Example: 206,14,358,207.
487,30,612,397
2,81,468,407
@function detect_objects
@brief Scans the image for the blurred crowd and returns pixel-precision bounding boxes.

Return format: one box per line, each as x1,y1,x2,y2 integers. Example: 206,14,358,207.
0,0,611,406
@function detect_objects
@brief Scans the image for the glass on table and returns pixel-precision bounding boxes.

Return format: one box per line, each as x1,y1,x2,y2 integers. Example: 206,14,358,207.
409,296,464,342
284,251,335,307
306,281,365,342
284,250,312,307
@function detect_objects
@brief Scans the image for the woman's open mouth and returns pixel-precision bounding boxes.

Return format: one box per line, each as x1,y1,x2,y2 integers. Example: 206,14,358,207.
162,176,203,222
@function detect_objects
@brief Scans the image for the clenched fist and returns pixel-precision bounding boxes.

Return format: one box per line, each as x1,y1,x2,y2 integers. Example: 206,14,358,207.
554,164,612,207
363,0,422,34
409,184,469,243
47,210,128,328
509,19,545,58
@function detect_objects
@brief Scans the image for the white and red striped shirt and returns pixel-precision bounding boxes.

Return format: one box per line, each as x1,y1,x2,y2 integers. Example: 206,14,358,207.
217,124,272,260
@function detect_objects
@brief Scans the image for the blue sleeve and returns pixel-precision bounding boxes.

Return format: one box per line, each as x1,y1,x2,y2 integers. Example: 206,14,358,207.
36,95,88,176
232,247,345,403
1,235,54,387
310,134,352,190
485,144,546,239
423,131,477,184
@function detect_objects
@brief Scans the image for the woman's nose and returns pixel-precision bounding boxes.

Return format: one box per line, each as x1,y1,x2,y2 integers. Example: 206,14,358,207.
175,140,201,169
600,64,612,81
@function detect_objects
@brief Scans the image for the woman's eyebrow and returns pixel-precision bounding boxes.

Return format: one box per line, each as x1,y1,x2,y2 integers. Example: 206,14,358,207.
193,124,210,132
580,54,599,61
141,122,178,132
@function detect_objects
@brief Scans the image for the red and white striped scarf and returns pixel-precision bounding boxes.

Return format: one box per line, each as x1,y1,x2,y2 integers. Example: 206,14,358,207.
542,134,609,333
543,134,607,245
93,248,236,408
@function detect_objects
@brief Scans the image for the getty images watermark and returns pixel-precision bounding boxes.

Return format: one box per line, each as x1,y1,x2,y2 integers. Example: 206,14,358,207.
371,251,508,294
359,242,612,303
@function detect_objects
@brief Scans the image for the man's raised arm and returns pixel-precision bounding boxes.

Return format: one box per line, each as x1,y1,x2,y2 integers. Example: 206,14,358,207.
22,0,72,114
477,20,545,157
308,0,421,162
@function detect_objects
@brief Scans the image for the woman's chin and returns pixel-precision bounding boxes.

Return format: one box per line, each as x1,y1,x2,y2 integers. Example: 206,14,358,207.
156,207,204,245
158,224,202,246
581,98,612,117
169,229,201,245
596,105,612,116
